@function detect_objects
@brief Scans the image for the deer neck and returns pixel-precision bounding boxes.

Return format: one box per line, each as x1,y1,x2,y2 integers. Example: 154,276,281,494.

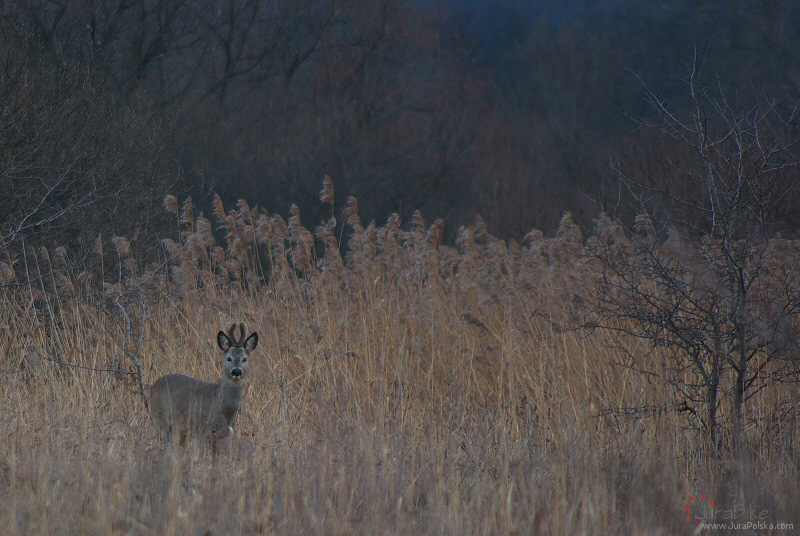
213,377,245,420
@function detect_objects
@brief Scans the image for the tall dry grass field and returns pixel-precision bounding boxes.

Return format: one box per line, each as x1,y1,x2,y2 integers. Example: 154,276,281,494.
0,192,797,535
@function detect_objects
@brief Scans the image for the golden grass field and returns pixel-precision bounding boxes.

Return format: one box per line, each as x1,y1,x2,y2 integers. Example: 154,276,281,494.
0,193,797,535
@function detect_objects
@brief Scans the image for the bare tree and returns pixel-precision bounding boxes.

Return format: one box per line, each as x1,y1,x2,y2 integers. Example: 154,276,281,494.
590,61,800,449
0,41,183,276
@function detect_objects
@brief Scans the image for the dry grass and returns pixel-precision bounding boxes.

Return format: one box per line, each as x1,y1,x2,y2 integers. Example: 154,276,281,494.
0,194,797,535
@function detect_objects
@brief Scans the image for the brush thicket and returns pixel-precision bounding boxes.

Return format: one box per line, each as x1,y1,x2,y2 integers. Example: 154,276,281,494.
0,185,797,535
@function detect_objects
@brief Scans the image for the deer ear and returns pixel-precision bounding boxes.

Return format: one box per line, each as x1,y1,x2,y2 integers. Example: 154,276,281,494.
244,332,258,353
218,331,231,351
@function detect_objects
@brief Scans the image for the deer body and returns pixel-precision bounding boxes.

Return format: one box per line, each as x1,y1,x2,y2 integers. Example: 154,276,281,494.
150,323,258,452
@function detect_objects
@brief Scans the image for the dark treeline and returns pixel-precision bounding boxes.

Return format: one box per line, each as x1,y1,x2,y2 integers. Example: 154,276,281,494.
1,0,799,258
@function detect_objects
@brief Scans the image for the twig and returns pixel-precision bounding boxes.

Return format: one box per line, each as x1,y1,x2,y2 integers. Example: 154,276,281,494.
43,356,137,375
115,297,148,410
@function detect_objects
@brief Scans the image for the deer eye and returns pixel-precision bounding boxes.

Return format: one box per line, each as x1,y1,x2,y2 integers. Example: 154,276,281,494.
242,357,247,363
227,357,232,362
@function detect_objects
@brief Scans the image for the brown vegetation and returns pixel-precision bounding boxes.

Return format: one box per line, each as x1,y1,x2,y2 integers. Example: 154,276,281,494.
0,185,797,534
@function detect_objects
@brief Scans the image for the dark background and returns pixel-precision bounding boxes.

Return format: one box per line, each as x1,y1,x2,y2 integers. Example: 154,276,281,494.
2,0,799,254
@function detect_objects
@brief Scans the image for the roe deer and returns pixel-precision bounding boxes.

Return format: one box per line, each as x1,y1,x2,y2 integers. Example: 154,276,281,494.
149,323,258,452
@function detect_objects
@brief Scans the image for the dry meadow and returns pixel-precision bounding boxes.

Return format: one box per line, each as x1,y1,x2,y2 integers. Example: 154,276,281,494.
0,193,797,535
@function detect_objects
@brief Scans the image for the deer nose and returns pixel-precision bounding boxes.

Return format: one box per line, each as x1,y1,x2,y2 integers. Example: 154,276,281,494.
231,368,243,378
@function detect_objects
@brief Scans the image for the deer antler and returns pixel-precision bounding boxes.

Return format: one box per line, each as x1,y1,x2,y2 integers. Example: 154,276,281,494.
226,323,237,346
238,323,247,347
224,322,249,346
